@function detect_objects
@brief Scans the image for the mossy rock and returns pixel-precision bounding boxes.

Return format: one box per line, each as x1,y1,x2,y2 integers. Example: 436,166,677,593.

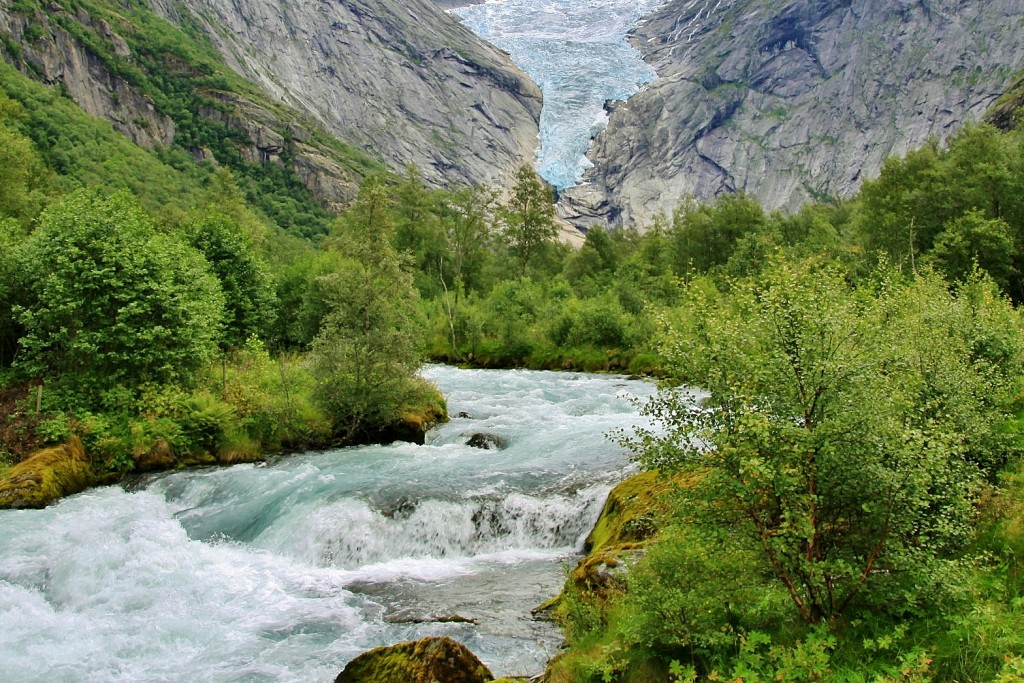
0,436,96,509
538,470,697,614
134,438,178,472
584,469,694,553
387,385,449,445
335,636,493,683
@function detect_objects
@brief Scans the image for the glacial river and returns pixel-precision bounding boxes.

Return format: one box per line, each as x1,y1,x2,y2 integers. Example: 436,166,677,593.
0,366,657,681
451,0,665,191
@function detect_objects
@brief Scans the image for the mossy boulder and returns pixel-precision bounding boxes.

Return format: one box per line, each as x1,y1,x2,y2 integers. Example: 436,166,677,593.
134,438,178,472
335,636,493,683
0,436,96,509
384,384,449,445
539,470,697,614
584,469,680,553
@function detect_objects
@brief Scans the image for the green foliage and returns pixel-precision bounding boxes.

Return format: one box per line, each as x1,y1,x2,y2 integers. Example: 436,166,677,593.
499,164,559,277
624,259,1024,632
669,193,766,278
0,218,28,368
201,336,331,450
0,61,205,211
309,179,425,440
0,101,53,224
185,208,278,348
927,210,1017,290
856,124,1024,297
15,190,225,405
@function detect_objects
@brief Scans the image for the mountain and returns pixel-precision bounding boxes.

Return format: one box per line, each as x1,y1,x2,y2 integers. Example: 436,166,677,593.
145,0,541,188
0,0,540,219
559,0,1024,229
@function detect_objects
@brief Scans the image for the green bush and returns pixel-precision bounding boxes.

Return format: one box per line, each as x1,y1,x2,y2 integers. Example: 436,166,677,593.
16,190,225,405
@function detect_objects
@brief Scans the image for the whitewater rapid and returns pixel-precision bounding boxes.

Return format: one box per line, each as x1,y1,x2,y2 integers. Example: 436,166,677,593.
451,0,665,191
0,367,657,681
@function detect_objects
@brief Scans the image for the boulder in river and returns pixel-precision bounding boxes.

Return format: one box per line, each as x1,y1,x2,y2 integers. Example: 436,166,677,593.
465,432,508,450
335,636,494,683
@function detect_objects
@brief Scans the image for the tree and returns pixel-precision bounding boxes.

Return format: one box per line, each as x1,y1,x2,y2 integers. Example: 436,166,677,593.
186,208,277,348
15,190,225,404
669,193,766,278
0,123,52,225
499,165,558,277
309,179,424,440
0,218,27,369
436,184,495,355
624,258,1023,629
927,210,1017,292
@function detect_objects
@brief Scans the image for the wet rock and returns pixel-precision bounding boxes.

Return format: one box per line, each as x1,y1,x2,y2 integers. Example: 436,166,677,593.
539,470,696,614
134,438,178,473
335,636,494,683
0,436,95,509
377,496,417,520
465,433,508,450
383,612,478,624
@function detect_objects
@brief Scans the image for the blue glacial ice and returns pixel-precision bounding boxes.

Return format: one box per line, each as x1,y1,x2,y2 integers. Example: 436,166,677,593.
452,0,666,191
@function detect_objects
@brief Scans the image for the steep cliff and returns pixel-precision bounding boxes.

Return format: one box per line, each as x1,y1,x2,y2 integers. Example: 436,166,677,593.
560,0,1024,229
986,72,1024,132
0,0,541,221
146,0,542,188
0,0,383,224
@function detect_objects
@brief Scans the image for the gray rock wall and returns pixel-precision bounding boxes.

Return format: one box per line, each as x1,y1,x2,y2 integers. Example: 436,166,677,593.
147,0,542,189
560,0,1024,229
0,6,176,149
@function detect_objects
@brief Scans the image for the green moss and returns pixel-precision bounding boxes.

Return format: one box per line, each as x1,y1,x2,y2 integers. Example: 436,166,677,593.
584,470,684,553
393,378,449,439
335,637,493,683
0,436,96,508
538,470,695,622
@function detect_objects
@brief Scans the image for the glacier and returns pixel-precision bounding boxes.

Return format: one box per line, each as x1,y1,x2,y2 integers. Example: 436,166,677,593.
452,0,664,191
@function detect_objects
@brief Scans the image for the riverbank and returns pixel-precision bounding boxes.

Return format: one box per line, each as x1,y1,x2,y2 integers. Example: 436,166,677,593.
0,366,448,510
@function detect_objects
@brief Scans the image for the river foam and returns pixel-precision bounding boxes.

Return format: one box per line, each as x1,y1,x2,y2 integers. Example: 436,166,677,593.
0,367,658,680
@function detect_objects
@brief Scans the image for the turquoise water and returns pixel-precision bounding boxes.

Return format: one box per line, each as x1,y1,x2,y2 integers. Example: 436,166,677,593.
0,367,657,681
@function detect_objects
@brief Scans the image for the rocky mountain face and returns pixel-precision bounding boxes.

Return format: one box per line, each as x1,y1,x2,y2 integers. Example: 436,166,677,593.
0,4,176,150
0,0,370,209
560,0,1024,229
0,0,540,211
146,0,541,189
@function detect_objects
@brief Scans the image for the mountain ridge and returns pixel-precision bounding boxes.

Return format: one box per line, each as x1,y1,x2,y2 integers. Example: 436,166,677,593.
559,0,1024,229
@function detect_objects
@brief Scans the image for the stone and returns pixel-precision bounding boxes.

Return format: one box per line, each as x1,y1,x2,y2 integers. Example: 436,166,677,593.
134,438,177,473
335,636,494,683
0,436,95,509
145,0,541,190
465,432,508,450
561,0,1024,230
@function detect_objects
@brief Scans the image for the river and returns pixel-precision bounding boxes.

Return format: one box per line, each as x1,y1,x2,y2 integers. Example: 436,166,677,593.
0,366,657,681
